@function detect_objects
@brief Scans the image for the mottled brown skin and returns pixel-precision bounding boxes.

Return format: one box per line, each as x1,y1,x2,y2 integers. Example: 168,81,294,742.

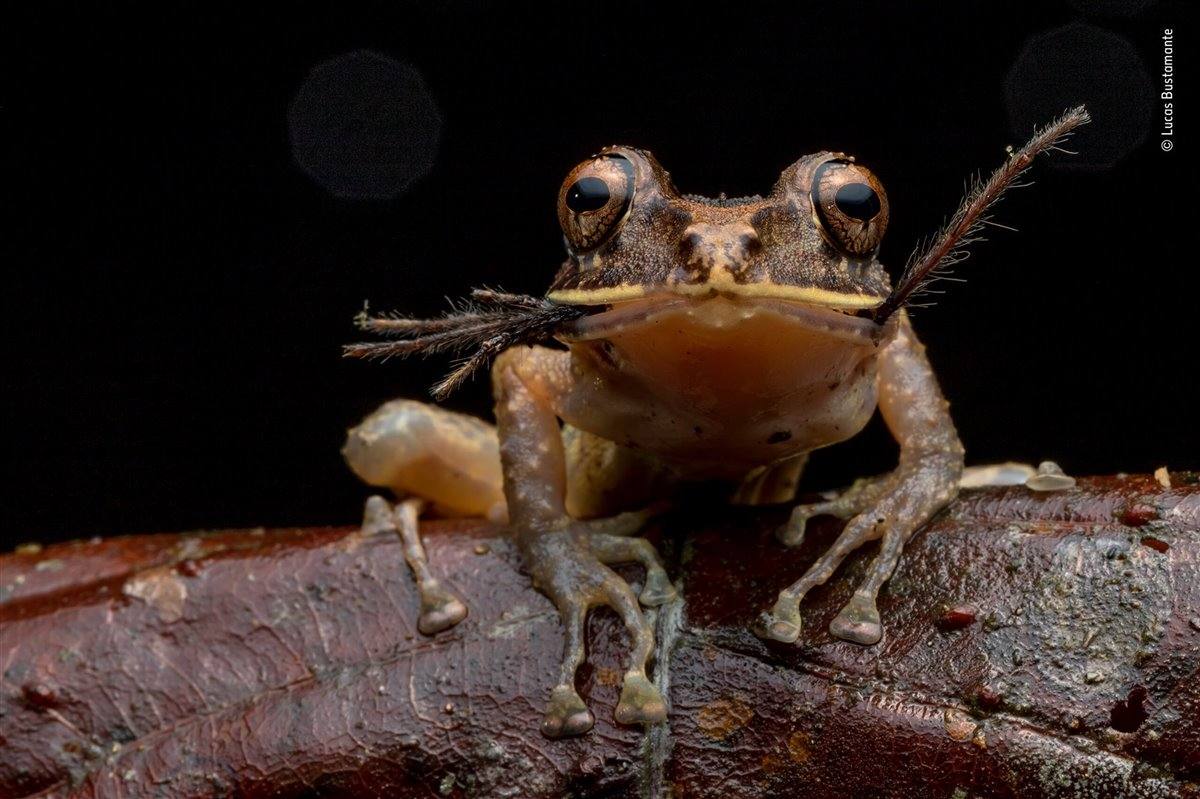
344,146,964,738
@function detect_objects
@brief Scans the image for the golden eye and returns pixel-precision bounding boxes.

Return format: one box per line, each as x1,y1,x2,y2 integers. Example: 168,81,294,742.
557,154,635,253
810,158,889,256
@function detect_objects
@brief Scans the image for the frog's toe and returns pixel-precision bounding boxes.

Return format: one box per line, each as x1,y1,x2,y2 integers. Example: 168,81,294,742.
615,671,667,725
542,685,595,738
638,569,677,607
361,494,398,536
829,592,882,645
775,509,811,547
588,532,676,608
523,524,665,738
753,590,801,643
780,475,895,548
361,495,470,636
753,607,801,643
417,582,468,635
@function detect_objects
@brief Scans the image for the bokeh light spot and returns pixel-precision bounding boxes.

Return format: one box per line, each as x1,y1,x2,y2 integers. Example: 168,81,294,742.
289,50,441,199
1005,23,1151,170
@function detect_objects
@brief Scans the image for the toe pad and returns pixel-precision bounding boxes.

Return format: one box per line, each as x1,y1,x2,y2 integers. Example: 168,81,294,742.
418,583,468,635
639,572,678,607
542,686,594,738
829,595,882,645
615,673,667,725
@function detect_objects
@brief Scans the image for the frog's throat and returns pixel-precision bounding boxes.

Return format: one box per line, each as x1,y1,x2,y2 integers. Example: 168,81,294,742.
547,282,884,311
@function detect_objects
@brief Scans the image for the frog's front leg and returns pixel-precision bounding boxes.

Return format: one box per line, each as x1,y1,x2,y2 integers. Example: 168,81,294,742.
493,345,671,738
760,315,964,645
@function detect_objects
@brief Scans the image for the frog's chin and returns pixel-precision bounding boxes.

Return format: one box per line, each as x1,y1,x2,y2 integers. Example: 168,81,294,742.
559,293,889,347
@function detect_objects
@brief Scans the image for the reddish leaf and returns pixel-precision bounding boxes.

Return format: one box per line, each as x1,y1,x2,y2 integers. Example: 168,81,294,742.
2,475,1197,798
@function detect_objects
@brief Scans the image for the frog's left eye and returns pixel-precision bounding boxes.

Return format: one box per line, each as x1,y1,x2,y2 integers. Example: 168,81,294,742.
810,159,889,257
557,154,636,253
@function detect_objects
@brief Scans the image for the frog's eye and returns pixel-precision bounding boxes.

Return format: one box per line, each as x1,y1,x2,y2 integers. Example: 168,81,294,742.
557,154,636,253
810,159,889,257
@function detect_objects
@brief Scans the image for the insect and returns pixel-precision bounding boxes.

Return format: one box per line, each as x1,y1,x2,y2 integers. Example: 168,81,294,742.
343,107,1089,737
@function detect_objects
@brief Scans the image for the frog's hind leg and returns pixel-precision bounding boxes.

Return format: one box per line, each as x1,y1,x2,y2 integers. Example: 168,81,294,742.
346,400,506,637
564,426,676,605
563,424,676,521
344,398,507,520
363,495,467,634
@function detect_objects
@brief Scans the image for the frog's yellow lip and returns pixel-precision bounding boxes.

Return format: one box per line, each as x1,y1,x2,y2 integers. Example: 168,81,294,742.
547,282,885,311
559,292,887,346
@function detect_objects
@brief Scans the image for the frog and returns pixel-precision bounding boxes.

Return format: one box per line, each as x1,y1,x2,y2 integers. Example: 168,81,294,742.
342,108,1088,738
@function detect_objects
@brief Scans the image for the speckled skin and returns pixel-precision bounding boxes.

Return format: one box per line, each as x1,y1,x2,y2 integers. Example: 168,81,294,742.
344,147,964,738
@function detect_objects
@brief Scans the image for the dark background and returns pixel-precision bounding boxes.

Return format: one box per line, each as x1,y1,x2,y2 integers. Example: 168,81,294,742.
6,1,1193,544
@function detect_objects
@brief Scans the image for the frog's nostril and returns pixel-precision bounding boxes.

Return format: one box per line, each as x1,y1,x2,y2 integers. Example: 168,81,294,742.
680,223,760,266
679,230,703,259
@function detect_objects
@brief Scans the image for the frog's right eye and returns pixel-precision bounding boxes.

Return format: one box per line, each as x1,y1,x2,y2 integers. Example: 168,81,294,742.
557,154,636,253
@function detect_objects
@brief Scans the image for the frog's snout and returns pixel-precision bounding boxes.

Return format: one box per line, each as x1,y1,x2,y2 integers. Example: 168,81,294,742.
676,221,761,282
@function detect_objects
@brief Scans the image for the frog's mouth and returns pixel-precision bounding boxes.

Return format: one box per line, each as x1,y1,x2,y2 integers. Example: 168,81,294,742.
559,293,889,347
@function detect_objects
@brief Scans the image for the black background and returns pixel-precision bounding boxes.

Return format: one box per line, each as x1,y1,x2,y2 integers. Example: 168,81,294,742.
7,1,1193,544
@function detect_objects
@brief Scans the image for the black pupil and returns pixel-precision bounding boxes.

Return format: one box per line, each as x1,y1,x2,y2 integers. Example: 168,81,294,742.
834,182,881,221
566,177,610,213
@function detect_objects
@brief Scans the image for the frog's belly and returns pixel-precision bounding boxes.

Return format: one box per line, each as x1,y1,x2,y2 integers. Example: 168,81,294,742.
556,300,881,479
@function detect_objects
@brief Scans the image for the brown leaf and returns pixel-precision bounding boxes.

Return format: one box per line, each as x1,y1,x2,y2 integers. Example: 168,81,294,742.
2,474,1197,798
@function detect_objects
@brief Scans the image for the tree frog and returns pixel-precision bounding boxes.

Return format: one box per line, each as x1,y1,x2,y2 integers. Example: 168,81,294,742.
342,110,1087,738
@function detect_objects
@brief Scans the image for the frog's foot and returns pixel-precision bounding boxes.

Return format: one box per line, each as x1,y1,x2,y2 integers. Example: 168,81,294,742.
776,472,892,548
569,505,674,606
543,683,594,738
525,526,669,738
364,495,467,635
759,458,959,646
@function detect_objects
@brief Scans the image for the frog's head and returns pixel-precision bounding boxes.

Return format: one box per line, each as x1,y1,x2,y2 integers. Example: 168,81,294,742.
547,147,891,319
348,110,1086,398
